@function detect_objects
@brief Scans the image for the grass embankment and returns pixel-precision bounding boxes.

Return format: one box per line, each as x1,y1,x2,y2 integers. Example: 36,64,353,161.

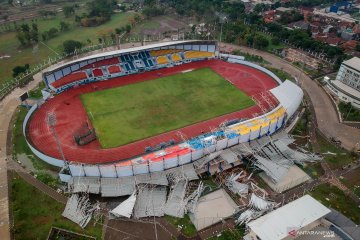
316,131,355,169
341,167,360,198
165,215,197,237
10,173,102,239
12,105,59,186
311,184,360,224
81,68,254,148
338,102,360,122
208,226,245,240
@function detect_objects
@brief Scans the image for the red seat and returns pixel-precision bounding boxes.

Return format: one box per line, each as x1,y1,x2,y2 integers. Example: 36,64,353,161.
51,72,87,88
108,65,122,74
80,57,120,70
92,68,103,77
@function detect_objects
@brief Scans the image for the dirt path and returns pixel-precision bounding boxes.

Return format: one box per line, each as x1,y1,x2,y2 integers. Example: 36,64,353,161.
7,160,67,204
223,44,360,151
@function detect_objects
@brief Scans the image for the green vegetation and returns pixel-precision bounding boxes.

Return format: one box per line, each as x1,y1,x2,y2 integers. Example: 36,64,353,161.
316,131,354,169
10,173,102,239
339,102,360,122
0,12,136,85
259,33,285,52
28,81,45,99
300,162,324,179
265,67,295,82
292,109,309,136
232,50,269,64
13,106,33,156
12,106,58,172
12,63,30,78
201,176,219,195
208,226,245,240
81,68,254,148
310,184,360,224
341,167,360,198
165,215,197,237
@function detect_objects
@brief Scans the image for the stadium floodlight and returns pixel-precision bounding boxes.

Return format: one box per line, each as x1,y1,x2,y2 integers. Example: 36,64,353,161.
47,112,68,166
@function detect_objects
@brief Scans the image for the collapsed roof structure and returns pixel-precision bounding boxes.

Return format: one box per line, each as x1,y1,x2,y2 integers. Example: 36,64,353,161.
62,194,99,228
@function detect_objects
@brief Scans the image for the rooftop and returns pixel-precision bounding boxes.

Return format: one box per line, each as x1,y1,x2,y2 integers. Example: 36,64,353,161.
189,188,238,231
343,57,360,72
247,195,330,240
331,80,360,99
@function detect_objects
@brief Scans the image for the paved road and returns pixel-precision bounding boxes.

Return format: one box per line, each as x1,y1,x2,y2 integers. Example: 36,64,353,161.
224,44,360,151
0,80,42,240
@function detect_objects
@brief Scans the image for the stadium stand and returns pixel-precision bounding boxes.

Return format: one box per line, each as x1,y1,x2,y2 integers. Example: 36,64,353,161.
184,51,215,60
51,71,87,88
80,57,120,70
107,65,122,74
156,55,169,65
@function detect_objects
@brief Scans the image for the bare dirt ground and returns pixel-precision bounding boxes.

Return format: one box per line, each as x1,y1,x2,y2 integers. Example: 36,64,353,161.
0,3,62,25
132,15,189,36
105,218,174,240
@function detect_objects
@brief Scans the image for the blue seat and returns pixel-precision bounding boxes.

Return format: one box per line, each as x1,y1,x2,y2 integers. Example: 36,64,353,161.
124,63,130,71
144,60,149,68
129,61,135,70
148,59,153,67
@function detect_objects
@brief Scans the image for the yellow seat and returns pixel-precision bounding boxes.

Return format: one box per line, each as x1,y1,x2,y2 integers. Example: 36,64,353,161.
184,51,214,59
172,53,181,62
157,56,169,65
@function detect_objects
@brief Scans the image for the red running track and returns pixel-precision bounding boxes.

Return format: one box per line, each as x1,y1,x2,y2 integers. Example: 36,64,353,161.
28,59,279,164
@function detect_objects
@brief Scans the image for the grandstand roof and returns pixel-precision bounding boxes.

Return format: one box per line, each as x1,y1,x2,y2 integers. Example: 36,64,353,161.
270,80,303,118
247,195,330,240
45,40,215,73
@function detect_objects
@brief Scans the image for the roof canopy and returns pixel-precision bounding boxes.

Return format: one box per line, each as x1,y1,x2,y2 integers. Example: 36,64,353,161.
247,195,330,240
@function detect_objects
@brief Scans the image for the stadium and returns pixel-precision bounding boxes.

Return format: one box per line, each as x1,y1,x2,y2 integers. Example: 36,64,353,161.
23,40,303,180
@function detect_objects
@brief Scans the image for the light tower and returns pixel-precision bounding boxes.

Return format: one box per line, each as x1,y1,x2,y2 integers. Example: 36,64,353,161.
47,112,68,167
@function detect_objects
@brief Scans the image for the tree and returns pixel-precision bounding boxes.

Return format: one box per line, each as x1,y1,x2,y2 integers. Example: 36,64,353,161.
271,36,280,46
115,28,122,34
48,27,58,38
134,14,141,23
12,64,30,78
30,23,38,43
125,24,131,33
63,40,82,54
253,4,268,13
63,5,75,18
356,44,360,52
59,21,70,31
253,34,269,49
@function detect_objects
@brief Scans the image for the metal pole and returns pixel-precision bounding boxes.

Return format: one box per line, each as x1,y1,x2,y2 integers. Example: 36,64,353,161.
48,113,67,166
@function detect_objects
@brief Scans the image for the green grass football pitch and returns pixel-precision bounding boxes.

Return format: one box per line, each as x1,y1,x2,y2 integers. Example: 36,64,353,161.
80,68,255,148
